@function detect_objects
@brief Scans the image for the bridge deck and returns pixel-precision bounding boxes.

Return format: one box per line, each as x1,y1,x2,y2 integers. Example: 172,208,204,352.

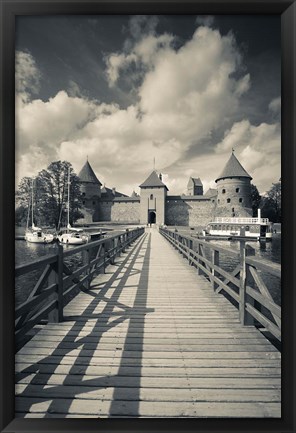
15,228,281,418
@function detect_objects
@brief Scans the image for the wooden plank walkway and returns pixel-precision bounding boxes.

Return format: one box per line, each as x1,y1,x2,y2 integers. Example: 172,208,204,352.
15,228,281,418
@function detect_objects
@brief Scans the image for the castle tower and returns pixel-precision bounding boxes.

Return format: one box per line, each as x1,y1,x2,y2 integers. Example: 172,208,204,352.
78,159,102,222
139,171,168,225
187,177,203,196
215,152,252,217
79,159,102,198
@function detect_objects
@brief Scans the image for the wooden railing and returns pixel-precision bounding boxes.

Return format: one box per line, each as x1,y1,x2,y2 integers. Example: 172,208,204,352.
15,227,144,349
159,227,281,342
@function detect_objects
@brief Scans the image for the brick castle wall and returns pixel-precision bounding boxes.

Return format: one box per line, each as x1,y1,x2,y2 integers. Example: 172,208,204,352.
216,178,252,217
166,198,216,227
80,193,252,226
111,201,140,223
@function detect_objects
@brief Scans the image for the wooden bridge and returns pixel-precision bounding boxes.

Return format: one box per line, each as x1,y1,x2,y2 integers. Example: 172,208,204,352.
15,227,281,418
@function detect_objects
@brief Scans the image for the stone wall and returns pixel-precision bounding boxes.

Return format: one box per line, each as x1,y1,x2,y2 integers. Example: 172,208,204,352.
79,207,97,224
165,199,190,225
79,190,251,226
165,198,216,227
216,178,251,217
111,200,140,223
98,201,113,221
187,199,216,226
214,205,252,218
140,187,166,225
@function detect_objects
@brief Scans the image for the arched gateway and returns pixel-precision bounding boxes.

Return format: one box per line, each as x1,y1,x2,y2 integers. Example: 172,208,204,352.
148,211,156,224
139,170,168,225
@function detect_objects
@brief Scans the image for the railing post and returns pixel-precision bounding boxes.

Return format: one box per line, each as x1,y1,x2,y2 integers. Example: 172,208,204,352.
211,249,219,292
239,241,255,325
117,236,122,256
126,229,130,247
197,243,203,275
48,244,63,323
189,239,193,265
239,241,246,324
122,233,126,253
82,246,91,290
111,238,115,264
101,241,106,274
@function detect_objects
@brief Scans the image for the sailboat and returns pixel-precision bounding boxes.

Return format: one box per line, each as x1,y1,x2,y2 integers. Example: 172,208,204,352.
25,179,54,244
57,168,89,245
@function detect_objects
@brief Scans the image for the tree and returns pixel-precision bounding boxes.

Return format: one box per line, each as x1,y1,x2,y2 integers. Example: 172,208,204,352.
15,161,84,228
15,205,28,226
261,181,281,223
15,176,44,226
250,184,262,217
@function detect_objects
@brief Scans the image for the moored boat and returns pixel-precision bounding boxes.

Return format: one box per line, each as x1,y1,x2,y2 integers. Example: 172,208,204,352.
205,210,273,241
25,224,54,244
57,168,89,245
25,179,54,244
57,225,89,245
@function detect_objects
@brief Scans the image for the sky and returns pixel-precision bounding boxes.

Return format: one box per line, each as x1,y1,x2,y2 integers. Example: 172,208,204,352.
15,14,281,196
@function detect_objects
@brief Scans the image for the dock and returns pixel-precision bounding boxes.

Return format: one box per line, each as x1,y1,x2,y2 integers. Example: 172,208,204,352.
15,227,281,418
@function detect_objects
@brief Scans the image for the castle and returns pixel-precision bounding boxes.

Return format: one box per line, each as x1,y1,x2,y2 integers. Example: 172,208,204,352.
78,151,253,226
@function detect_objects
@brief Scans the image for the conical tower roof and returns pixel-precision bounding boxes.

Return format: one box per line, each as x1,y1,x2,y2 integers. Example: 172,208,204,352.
139,170,168,190
215,152,252,182
101,183,107,194
78,160,102,185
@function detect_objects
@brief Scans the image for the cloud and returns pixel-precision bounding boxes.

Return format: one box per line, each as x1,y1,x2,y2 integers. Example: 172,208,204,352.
15,50,41,102
128,15,159,39
105,33,174,87
67,80,83,98
195,15,215,27
268,96,281,113
15,91,100,183
16,24,280,195
215,119,281,191
268,96,281,121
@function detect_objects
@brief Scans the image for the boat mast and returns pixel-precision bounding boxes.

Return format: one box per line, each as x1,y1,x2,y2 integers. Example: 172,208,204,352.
67,167,70,229
31,178,34,228
26,185,31,230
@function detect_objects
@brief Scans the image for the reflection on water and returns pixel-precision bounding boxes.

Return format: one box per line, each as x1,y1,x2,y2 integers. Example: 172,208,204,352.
211,236,281,264
15,241,84,306
15,234,281,307
198,236,281,306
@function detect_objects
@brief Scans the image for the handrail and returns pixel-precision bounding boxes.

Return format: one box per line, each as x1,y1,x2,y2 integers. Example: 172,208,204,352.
15,227,144,349
15,254,58,277
213,217,270,224
169,231,241,258
159,227,281,343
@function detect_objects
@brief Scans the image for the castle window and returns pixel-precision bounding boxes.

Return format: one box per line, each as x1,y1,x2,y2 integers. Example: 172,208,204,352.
218,199,220,204
83,200,85,205
236,188,240,193
92,201,95,205
222,189,226,194
227,198,231,203
232,207,235,212
212,199,215,203
239,198,243,203
82,192,85,196
150,194,153,200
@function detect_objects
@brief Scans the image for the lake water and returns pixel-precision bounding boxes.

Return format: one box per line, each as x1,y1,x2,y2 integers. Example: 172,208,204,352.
201,236,281,306
15,230,281,308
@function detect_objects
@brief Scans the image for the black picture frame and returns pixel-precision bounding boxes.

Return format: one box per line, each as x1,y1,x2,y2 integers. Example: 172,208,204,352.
0,0,295,432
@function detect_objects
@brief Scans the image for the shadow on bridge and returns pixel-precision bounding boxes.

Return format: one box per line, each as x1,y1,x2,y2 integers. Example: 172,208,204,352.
16,231,152,417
